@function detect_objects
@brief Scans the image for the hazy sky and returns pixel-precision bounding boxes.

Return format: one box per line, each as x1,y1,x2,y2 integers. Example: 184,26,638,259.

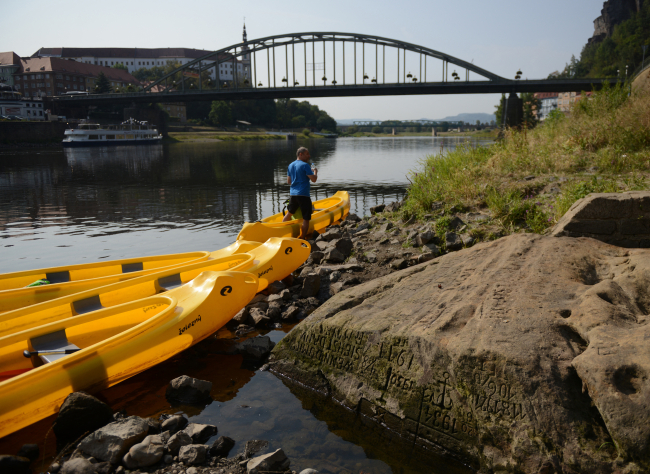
4,0,603,120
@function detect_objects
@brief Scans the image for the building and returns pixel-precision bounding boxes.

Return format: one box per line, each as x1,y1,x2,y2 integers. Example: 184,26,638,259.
534,92,558,121
10,56,139,98
0,52,21,88
1,83,46,120
31,25,252,84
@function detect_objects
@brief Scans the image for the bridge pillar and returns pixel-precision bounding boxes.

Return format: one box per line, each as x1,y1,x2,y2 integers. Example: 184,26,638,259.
504,92,523,128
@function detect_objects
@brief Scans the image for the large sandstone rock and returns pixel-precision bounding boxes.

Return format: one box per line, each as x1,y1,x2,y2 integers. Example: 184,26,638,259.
78,416,149,464
271,233,650,473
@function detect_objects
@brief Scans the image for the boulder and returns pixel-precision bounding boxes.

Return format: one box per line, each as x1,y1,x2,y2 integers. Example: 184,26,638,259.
345,213,361,222
431,201,444,211
324,248,345,263
378,222,394,233
249,308,270,326
267,294,283,304
0,455,30,474
232,307,250,325
322,230,342,242
445,231,463,250
165,376,212,405
266,281,286,294
235,336,275,360
208,436,236,458
246,448,290,474
280,289,292,302
330,270,342,283
370,204,386,215
160,414,188,435
53,392,114,448
78,416,149,464
266,304,282,321
315,241,330,252
333,238,353,256
17,444,39,462
366,252,378,263
249,294,269,305
390,258,407,270
166,430,192,455
300,274,321,298
282,305,301,321
415,230,436,246
448,216,466,230
461,233,475,247
307,251,325,265
183,423,217,443
423,242,440,256
59,458,95,474
179,444,207,466
123,434,165,469
271,233,650,473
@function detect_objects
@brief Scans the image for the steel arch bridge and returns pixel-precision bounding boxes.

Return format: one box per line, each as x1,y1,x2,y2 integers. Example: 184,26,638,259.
51,32,607,106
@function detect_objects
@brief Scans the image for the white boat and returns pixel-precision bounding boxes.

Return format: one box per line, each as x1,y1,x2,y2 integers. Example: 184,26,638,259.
62,118,162,147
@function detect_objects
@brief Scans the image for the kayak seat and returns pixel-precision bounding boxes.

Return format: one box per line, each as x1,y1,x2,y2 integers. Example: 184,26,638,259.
122,262,143,273
30,329,80,364
73,295,104,315
158,273,183,291
46,271,70,284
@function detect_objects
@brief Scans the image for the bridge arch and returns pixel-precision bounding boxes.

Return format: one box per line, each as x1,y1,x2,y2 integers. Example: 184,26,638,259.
143,32,506,93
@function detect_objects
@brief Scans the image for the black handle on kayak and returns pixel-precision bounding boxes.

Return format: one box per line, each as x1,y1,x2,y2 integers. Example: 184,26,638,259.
23,349,81,358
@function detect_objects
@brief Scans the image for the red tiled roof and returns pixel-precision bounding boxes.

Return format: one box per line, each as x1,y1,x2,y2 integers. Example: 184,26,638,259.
32,47,220,60
18,57,140,84
0,51,21,66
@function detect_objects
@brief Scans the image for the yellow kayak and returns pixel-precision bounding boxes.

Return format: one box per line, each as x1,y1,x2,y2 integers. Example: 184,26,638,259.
0,237,309,337
236,191,350,242
0,239,291,315
0,270,258,439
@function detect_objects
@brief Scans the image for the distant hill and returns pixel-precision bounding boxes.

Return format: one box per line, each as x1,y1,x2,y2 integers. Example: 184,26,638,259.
336,113,495,125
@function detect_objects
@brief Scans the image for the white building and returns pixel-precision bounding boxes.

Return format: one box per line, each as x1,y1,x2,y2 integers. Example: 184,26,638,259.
32,25,252,84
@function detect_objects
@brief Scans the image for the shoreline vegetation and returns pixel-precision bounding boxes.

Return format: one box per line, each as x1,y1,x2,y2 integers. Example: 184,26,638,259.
388,83,650,243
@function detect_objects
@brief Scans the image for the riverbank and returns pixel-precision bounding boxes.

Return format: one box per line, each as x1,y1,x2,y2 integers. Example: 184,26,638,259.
340,129,498,139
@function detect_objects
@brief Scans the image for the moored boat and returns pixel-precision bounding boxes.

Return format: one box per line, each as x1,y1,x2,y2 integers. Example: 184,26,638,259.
62,118,162,147
0,269,259,439
236,190,350,242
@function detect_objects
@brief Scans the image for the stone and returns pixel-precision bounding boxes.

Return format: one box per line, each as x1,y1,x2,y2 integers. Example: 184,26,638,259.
322,230,342,241
390,258,407,270
179,444,207,466
423,243,440,256
279,289,292,302
161,415,188,435
232,307,250,325
17,444,39,462
378,222,394,233
384,201,402,213
366,252,378,263
0,455,30,474
184,423,218,443
300,274,321,297
266,304,282,321
445,231,463,251
415,230,436,246
299,470,320,474
247,301,269,312
246,448,290,474
267,294,283,304
307,251,324,265
345,213,361,222
431,201,444,211
60,458,95,474
93,462,112,474
316,267,331,277
355,229,370,237
330,270,342,283
448,216,466,230
166,430,192,455
370,204,386,214
356,222,370,232
403,215,416,225
329,238,353,257
123,434,165,469
460,233,475,247
272,233,650,473
78,416,149,464
53,391,114,448
282,305,301,320
165,376,212,405
315,241,330,251
317,263,363,273
163,454,173,464
266,280,286,294
378,237,390,245
186,467,198,474
249,294,269,305
249,308,270,326
208,436,236,458
235,336,275,360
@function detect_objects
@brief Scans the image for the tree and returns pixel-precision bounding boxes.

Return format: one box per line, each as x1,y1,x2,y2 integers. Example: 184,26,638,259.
521,92,541,128
291,115,306,128
95,72,112,93
113,63,128,71
494,94,506,126
372,126,382,134
209,101,233,126
316,114,337,132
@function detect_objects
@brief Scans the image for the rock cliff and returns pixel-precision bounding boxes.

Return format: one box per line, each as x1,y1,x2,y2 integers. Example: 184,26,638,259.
589,0,646,45
271,233,650,473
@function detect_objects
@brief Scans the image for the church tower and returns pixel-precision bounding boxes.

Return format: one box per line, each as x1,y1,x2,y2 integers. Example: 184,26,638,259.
241,21,251,80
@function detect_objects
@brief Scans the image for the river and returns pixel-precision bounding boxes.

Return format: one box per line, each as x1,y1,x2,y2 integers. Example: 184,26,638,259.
0,137,490,473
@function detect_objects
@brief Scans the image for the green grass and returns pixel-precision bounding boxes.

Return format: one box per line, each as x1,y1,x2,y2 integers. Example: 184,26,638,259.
401,83,650,236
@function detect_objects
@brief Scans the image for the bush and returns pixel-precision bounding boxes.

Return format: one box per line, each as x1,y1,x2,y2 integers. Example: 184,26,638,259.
302,129,311,136
372,126,382,134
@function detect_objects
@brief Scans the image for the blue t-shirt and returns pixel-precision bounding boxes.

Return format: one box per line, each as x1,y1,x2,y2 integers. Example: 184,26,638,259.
287,160,314,196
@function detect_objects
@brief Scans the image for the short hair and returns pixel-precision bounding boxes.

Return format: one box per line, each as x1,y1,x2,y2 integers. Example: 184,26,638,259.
296,147,308,157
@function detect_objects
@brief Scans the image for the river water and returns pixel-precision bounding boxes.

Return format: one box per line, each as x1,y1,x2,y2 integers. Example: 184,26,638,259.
0,137,488,473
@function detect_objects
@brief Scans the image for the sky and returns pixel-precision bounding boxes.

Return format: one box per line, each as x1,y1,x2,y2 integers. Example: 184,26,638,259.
3,0,603,121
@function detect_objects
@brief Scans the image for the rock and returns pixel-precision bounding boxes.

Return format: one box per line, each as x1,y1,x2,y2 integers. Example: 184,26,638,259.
247,448,290,474
184,423,217,443
423,242,440,256
448,216,466,230
266,304,282,321
461,233,475,247
280,289,292,302
418,252,437,263
186,467,198,474
53,392,114,448
267,294,283,304
232,307,250,325
166,430,192,455
299,470,320,474
0,455,30,474
59,458,95,474
329,282,346,295
354,228,370,237
378,222,394,233
299,266,316,277
415,230,436,246
322,230,342,242
370,204,386,214
316,266,331,277
247,301,268,312
315,241,330,251
266,280,286,294
272,233,650,473
366,252,378,263
431,201,444,211
165,376,212,405
244,439,269,457
390,258,407,270
384,201,402,213
235,336,275,360
179,444,207,466
282,305,301,320
123,434,165,469
307,251,324,265
402,215,416,225
345,213,361,222
161,415,188,435
445,231,463,250
300,273,321,297
249,294,268,305
317,263,363,273
378,237,390,245
356,222,370,232
249,308,270,326
78,416,149,464
208,436,235,458
17,444,39,462
163,454,173,464
144,417,161,434
330,270,342,283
